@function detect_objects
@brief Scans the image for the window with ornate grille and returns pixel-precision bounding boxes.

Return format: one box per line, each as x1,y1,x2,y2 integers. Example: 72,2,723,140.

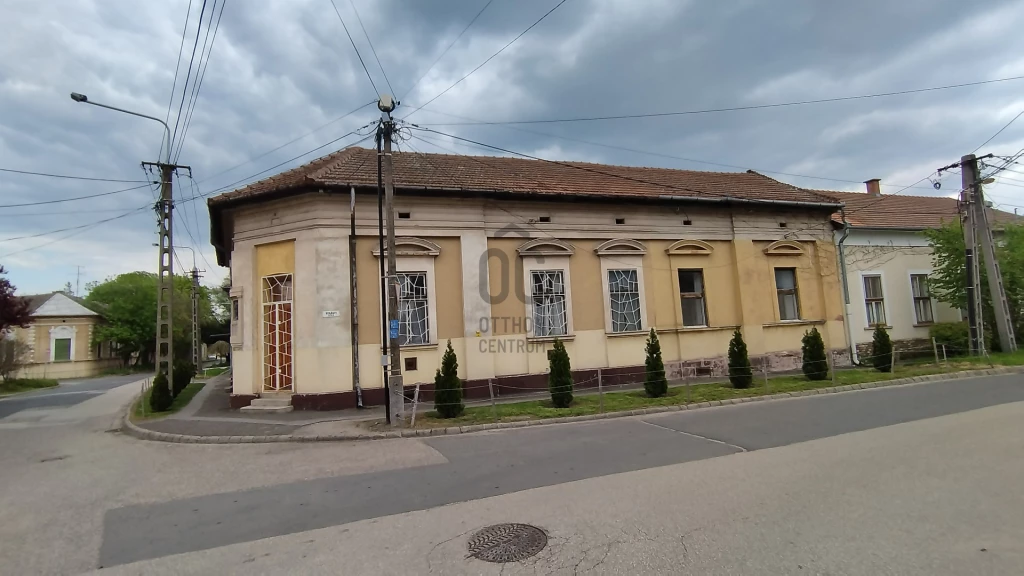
911,274,933,324
678,269,707,327
775,268,800,321
863,275,886,326
531,270,568,336
261,274,293,392
608,269,642,332
396,272,430,345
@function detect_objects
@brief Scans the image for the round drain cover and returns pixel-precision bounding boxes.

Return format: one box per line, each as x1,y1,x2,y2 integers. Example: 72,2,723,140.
467,523,548,563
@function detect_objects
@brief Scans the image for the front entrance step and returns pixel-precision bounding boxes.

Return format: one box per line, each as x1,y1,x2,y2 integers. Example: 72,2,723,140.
240,395,294,413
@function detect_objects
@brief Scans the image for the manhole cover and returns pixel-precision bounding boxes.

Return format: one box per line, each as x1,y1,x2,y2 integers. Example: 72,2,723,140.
467,523,547,563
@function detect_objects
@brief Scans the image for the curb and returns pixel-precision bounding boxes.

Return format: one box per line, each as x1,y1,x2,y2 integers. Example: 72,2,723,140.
120,366,1024,445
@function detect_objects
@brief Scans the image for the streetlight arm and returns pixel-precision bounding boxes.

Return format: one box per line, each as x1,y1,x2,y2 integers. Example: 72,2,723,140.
73,95,172,163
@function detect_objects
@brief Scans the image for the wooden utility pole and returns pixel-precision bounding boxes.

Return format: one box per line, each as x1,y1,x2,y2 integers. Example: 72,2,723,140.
382,108,404,424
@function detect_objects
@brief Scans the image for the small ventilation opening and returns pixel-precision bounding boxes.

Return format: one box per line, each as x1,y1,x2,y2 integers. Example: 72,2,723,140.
683,219,693,226
398,212,411,219
778,222,788,228
695,366,712,377
404,357,417,371
538,216,551,223
615,218,626,225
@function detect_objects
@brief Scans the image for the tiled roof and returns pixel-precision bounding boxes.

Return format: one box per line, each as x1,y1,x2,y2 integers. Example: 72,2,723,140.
207,147,842,207
817,190,1023,230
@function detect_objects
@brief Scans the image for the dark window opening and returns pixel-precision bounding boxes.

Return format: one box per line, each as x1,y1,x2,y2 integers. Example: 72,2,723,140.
615,218,626,225
538,216,551,223
398,212,411,219
404,357,417,371
683,220,692,226
778,222,788,228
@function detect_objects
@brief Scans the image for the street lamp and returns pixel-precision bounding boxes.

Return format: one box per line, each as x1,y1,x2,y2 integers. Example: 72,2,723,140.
70,92,171,163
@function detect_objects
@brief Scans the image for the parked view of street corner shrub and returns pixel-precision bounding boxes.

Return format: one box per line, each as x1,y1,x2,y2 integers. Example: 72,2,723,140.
547,339,573,408
872,325,894,373
433,340,464,418
801,327,828,381
644,328,667,398
728,329,753,389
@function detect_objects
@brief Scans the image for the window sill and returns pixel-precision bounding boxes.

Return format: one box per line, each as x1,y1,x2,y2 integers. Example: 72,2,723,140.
658,325,739,334
398,343,438,351
913,322,934,328
606,330,648,338
865,325,894,331
763,319,825,328
526,334,576,343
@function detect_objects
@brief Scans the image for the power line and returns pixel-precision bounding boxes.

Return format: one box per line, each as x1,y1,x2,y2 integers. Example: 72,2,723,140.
973,108,1024,154
347,0,394,97
174,0,228,163
0,205,151,258
170,0,210,150
0,207,144,217
163,0,194,160
415,74,1024,126
401,0,495,100
0,167,150,183
0,183,152,208
328,0,379,96
0,203,150,243
402,0,571,120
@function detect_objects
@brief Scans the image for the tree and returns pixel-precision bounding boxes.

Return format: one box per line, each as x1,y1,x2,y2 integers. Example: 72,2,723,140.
801,327,828,381
644,328,667,397
0,338,30,381
208,340,231,360
728,329,753,389
871,325,893,372
547,339,573,408
925,222,1024,348
0,266,31,334
172,359,195,397
149,371,173,412
433,340,464,418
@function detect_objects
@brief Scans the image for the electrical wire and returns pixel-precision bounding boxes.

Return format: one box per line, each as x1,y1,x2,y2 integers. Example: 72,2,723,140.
328,0,379,96
0,183,152,208
0,202,151,243
401,0,495,100
0,205,151,258
347,0,394,97
163,0,194,161
402,0,571,120
973,109,1024,154
0,167,150,183
170,0,209,150
416,75,1024,126
174,0,228,163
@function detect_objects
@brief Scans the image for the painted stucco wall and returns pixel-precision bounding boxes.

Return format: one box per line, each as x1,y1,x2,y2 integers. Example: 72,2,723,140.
9,316,119,379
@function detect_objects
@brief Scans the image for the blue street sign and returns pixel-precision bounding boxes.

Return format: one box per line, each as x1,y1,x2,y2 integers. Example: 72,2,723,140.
389,319,399,339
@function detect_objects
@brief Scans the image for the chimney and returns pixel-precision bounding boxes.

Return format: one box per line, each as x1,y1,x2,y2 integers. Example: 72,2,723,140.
864,178,881,197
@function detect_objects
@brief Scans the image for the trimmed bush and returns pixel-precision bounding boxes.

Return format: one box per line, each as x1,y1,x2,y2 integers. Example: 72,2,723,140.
433,340,464,418
644,328,668,398
871,325,893,372
928,321,969,356
547,339,573,408
149,371,173,412
728,329,753,389
171,360,195,397
801,327,828,381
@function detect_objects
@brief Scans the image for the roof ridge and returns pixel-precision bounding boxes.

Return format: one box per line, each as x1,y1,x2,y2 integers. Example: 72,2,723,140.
746,171,844,204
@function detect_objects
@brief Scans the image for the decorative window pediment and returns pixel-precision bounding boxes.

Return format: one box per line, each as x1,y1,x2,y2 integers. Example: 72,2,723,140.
666,239,714,256
764,240,805,256
372,237,441,257
595,239,647,256
516,238,575,257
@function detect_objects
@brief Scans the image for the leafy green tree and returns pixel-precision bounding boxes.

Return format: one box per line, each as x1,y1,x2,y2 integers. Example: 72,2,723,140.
801,327,828,381
149,371,173,412
0,265,31,333
728,329,753,389
644,328,667,397
547,339,573,408
925,222,1024,349
433,340,464,418
871,325,893,372
172,359,195,397
209,340,231,360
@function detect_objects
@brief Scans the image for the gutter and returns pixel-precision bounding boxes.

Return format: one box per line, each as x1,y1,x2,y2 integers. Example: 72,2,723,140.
657,194,844,210
836,208,858,364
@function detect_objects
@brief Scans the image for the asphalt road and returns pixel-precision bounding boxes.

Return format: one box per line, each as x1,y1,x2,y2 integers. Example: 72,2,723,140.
0,374,141,420
98,373,1024,568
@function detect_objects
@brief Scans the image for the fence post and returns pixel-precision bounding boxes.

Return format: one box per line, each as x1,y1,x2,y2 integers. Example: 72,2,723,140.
891,348,898,373
487,378,497,422
597,368,604,413
942,344,948,365
141,380,147,417
931,337,940,366
828,353,836,387
763,363,769,394
410,382,421,428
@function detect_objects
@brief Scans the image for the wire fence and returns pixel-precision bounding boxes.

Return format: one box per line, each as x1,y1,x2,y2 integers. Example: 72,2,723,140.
404,337,997,426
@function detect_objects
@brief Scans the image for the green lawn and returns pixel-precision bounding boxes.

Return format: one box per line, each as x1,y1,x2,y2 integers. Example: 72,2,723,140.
408,355,1022,429
0,378,59,397
132,380,206,420
201,366,228,378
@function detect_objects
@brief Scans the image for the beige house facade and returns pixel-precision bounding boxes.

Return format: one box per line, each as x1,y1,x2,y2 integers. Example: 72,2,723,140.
209,148,849,409
9,292,119,379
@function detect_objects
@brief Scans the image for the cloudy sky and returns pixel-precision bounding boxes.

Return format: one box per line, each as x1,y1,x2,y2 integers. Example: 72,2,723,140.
2,0,1024,295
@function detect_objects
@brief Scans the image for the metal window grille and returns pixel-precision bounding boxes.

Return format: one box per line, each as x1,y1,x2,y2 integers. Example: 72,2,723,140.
863,275,886,326
531,270,568,336
608,269,641,332
911,274,933,324
396,272,430,345
678,269,707,327
775,268,800,321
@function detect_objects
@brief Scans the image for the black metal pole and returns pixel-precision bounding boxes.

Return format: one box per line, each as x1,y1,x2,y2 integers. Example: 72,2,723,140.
376,125,390,422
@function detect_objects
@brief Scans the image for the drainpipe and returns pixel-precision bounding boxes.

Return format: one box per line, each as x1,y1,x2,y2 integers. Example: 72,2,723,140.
349,186,363,408
837,208,859,364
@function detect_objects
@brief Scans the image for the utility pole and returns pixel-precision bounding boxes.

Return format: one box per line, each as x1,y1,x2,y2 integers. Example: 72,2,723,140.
963,154,1017,352
190,267,202,370
960,163,984,355
75,266,83,296
378,95,404,425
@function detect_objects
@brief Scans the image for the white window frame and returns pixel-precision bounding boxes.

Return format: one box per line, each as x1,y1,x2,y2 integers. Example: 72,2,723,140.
523,256,574,339
599,254,648,334
49,325,76,362
860,271,889,327
393,256,438,346
676,268,709,328
908,270,935,326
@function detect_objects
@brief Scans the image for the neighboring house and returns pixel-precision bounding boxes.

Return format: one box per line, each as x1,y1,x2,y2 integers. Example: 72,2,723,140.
8,292,120,379
207,147,848,409
820,179,1020,360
